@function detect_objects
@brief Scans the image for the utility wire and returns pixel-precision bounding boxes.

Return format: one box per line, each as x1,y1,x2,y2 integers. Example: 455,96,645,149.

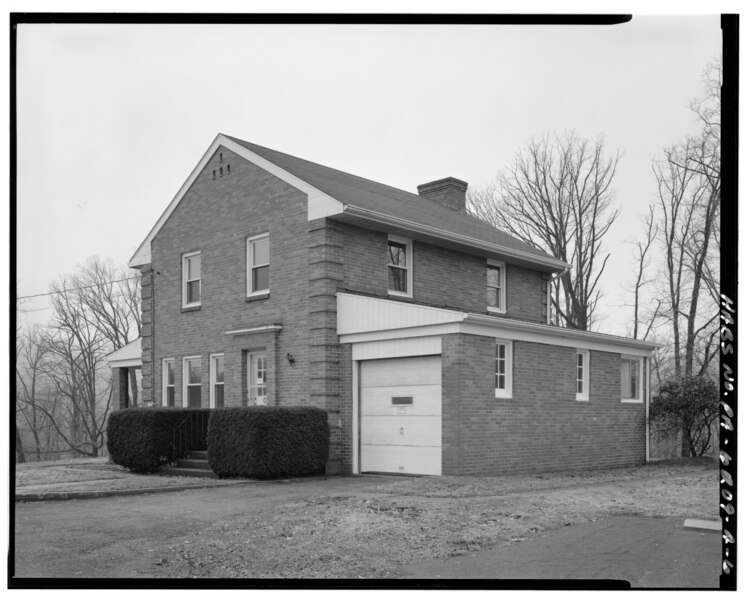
17,276,140,300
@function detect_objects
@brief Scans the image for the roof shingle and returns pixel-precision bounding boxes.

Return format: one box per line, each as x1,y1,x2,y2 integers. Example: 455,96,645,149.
225,135,559,263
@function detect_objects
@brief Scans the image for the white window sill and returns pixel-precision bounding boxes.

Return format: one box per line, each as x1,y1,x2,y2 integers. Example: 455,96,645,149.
388,290,412,298
247,290,270,298
182,303,201,310
621,398,644,403
487,306,506,314
495,389,512,399
576,396,589,402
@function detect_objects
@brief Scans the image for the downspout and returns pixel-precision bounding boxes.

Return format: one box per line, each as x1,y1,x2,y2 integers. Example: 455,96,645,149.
150,266,156,405
645,356,651,462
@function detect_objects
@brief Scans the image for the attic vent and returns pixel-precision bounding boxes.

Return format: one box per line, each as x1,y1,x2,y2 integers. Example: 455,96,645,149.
220,152,224,163
212,169,216,180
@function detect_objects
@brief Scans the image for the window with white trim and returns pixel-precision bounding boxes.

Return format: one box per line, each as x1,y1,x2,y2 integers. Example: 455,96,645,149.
387,235,412,296
247,233,270,296
162,358,175,407
182,251,201,307
494,340,513,398
487,260,506,312
576,349,589,401
620,356,642,402
183,356,202,407
210,353,224,408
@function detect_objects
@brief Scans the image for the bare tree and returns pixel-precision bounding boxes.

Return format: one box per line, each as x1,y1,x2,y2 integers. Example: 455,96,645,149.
628,205,662,340
16,327,55,461
15,257,141,458
651,61,720,379
468,131,621,330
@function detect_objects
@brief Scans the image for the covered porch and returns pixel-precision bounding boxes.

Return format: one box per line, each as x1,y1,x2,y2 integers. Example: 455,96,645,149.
106,338,143,409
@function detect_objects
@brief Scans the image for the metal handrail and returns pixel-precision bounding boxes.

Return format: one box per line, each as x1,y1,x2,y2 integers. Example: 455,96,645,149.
169,411,209,465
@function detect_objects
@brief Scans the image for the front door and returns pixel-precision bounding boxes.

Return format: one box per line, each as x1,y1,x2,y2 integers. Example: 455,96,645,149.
247,352,268,406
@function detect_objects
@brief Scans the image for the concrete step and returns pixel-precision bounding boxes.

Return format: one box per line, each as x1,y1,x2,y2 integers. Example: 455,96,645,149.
188,450,208,460
162,466,218,479
177,458,211,470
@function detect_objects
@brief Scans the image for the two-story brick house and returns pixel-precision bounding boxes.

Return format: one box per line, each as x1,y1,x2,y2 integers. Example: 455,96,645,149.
112,133,658,476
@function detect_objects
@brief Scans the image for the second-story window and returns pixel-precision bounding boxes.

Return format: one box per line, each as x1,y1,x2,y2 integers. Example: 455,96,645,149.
387,235,412,297
182,251,201,308
487,260,506,313
247,233,270,296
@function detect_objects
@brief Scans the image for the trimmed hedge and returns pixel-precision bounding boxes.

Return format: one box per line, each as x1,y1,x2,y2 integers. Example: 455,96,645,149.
107,407,212,472
207,406,329,479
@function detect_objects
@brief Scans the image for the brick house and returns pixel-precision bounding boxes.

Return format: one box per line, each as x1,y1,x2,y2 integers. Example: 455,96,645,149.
111,133,659,476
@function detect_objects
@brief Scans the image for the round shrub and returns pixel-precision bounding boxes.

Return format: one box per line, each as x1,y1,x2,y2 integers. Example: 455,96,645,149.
207,406,329,479
107,407,212,472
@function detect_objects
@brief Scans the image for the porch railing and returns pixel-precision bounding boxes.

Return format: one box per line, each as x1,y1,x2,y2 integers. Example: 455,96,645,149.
169,411,209,465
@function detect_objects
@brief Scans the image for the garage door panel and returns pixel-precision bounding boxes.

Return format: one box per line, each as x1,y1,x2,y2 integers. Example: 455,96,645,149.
359,356,441,387
360,355,442,476
360,385,441,416
360,444,441,476
360,415,442,446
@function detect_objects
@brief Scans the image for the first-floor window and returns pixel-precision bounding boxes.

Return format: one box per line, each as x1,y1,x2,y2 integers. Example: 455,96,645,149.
576,350,589,401
495,340,513,399
210,354,224,408
621,356,642,402
162,358,175,407
183,356,202,407
248,351,268,406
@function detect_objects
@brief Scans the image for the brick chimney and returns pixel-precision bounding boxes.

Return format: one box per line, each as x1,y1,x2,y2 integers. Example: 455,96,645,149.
417,177,469,213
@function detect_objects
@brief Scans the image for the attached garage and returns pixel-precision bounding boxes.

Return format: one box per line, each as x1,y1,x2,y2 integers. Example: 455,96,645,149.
359,355,442,475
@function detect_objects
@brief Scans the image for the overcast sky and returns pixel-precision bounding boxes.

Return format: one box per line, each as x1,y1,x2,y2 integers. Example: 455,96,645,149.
15,16,721,336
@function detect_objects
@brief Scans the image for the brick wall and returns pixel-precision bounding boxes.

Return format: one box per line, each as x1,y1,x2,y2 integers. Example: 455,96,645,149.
339,221,548,322
441,334,646,475
146,146,344,467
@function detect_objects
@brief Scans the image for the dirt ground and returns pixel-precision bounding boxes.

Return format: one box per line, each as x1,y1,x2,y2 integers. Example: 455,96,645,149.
12,458,717,581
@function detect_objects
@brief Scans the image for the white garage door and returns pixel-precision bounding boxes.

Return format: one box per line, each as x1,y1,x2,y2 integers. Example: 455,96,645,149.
360,355,441,475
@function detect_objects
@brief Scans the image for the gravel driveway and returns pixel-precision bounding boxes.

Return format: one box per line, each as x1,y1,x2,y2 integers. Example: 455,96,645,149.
12,459,717,583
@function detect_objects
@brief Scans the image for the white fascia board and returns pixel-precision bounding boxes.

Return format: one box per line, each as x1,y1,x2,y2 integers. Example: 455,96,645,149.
336,293,659,356
463,314,660,356
108,358,143,368
129,134,343,267
341,204,571,273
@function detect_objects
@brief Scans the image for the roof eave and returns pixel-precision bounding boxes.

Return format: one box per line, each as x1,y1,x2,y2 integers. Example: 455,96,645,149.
337,204,571,273
465,312,662,352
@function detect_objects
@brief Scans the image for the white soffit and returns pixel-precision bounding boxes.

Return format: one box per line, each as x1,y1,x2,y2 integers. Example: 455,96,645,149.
128,134,343,267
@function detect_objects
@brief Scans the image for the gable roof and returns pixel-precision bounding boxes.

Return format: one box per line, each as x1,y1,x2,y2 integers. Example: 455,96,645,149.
129,134,570,272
